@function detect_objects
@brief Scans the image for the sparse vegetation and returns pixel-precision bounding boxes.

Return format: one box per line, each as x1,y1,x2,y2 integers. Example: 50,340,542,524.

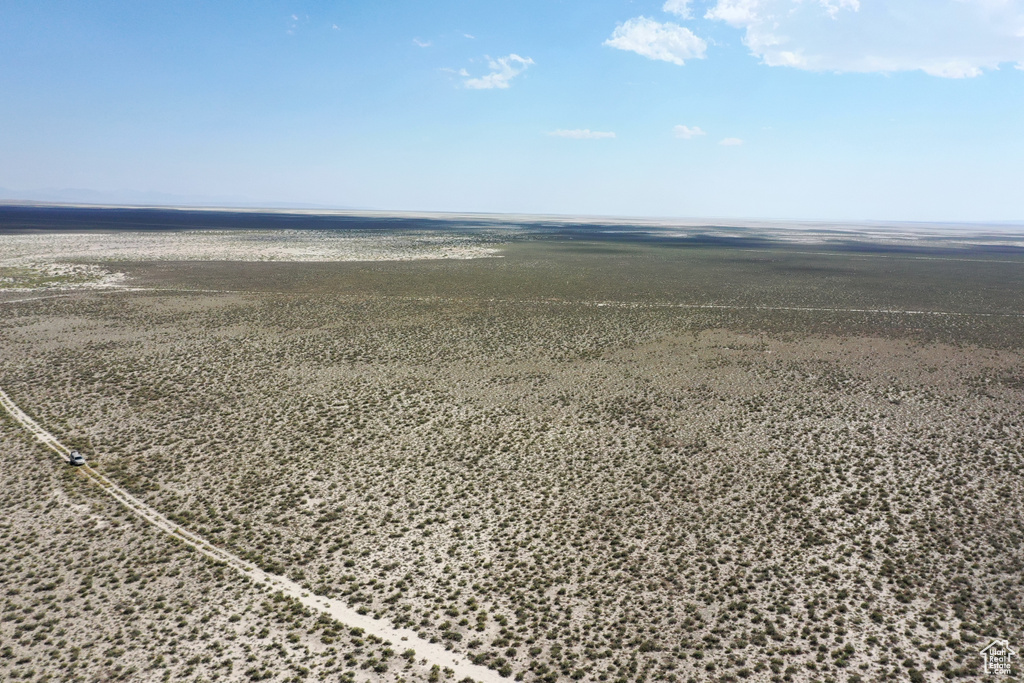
2,214,1023,682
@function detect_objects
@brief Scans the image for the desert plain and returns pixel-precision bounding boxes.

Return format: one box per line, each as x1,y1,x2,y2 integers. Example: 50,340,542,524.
1,207,1022,683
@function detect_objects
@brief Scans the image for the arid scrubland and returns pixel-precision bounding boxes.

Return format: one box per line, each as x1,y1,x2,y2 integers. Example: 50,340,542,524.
2,218,1024,683
0,414,436,683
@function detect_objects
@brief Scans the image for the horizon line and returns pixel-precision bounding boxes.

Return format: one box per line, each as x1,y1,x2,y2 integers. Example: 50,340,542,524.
2,199,1023,231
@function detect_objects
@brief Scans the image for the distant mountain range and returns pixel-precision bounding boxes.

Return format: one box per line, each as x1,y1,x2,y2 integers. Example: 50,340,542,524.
0,187,357,211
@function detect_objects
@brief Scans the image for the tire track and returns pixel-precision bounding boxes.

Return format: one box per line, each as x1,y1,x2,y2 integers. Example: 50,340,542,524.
0,385,504,683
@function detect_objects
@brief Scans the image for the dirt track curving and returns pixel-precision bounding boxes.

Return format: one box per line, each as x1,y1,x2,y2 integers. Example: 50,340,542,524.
0,384,505,683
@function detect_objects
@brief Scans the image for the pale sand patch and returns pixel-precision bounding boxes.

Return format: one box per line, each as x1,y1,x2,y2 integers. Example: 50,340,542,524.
0,229,504,292
1,229,503,264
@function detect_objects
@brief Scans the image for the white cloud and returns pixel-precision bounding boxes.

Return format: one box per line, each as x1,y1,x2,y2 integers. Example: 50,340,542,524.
704,0,1024,77
706,0,753,26
604,17,707,65
413,38,432,48
548,129,617,139
462,54,534,89
662,0,693,18
673,124,706,139
719,137,744,146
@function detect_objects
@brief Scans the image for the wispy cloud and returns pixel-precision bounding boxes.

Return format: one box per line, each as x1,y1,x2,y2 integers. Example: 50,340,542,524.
604,17,707,66
413,38,432,48
703,0,1024,78
662,0,693,19
462,54,534,89
673,124,706,139
286,13,312,35
720,137,744,146
548,129,617,140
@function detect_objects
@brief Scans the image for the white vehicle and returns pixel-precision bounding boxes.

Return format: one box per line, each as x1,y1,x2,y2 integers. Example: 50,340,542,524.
69,450,86,466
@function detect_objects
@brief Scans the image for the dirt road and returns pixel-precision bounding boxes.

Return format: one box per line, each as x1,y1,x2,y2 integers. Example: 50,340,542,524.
0,384,505,683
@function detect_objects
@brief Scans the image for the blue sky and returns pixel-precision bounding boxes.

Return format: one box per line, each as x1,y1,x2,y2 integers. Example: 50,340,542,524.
1,0,1023,220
